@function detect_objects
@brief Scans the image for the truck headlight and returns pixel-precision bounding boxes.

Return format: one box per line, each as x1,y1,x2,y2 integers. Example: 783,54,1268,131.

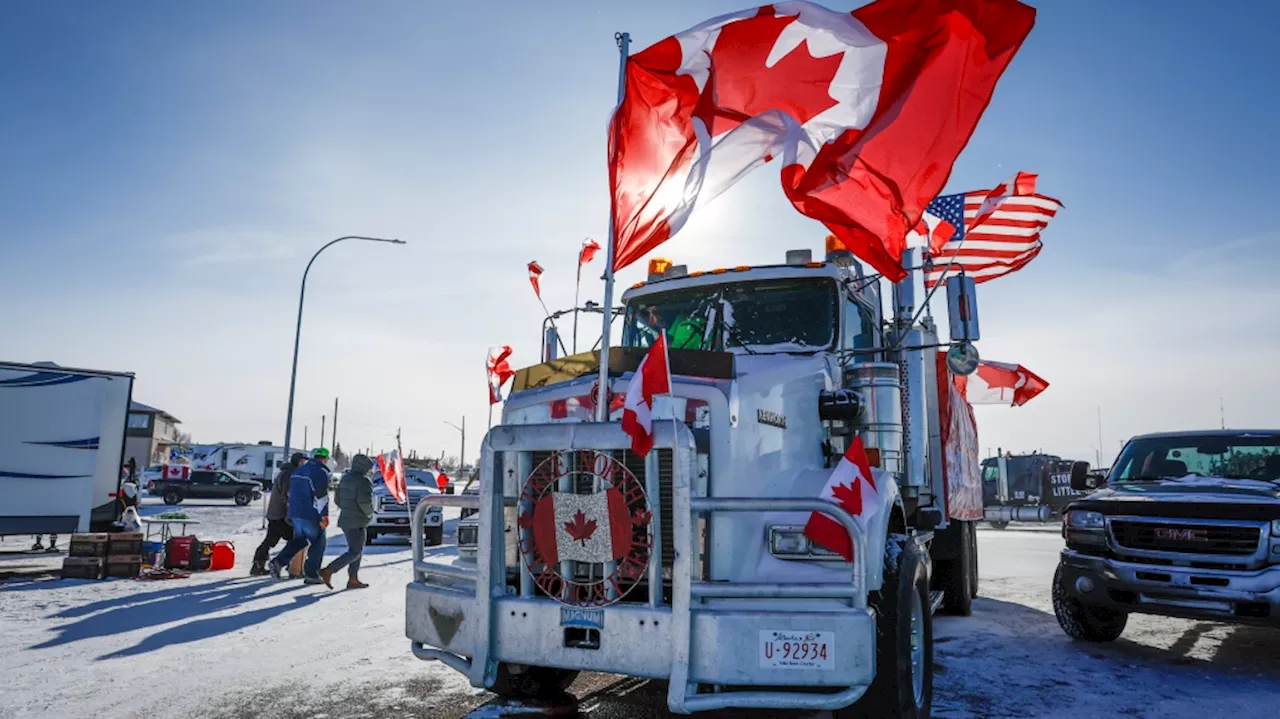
770,527,811,555
1066,510,1105,530
457,524,478,548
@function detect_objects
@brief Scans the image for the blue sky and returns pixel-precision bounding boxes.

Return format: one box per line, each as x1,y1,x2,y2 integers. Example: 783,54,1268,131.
2,0,1277,465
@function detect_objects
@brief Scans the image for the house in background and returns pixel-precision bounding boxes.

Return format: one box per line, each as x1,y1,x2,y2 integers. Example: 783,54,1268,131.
123,401,182,468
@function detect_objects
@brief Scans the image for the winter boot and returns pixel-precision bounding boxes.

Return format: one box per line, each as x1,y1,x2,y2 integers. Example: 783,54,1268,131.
249,562,268,576
319,567,334,589
31,540,43,552
347,575,369,590
268,561,283,580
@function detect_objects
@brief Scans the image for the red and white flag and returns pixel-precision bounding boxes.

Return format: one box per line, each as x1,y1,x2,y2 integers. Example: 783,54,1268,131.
527,261,544,298
433,461,450,492
378,449,407,503
527,484,639,565
804,434,879,561
923,171,1063,288
621,332,672,457
578,238,601,267
487,345,516,405
162,464,190,480
608,0,1035,280
954,360,1048,406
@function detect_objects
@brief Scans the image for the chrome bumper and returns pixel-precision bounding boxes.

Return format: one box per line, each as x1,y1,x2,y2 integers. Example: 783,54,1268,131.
405,422,875,715
1060,549,1280,625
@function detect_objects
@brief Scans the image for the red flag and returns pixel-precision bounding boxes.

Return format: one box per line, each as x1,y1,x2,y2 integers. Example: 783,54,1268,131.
954,360,1048,406
803,434,880,561
608,0,1035,279
487,345,516,405
578,238,601,267
378,450,407,503
621,332,671,457
527,261,543,298
433,461,450,492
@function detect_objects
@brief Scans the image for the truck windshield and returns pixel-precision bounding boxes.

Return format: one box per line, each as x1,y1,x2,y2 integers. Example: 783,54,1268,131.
1110,433,1280,483
622,278,837,352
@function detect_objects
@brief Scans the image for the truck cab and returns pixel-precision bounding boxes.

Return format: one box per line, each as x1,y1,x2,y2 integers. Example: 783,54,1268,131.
1054,429,1280,641
411,244,985,718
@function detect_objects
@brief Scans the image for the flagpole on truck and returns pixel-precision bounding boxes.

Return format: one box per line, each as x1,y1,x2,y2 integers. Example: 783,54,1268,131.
596,31,630,422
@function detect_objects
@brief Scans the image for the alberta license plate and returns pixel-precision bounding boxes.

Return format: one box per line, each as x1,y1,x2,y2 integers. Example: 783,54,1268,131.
759,630,834,670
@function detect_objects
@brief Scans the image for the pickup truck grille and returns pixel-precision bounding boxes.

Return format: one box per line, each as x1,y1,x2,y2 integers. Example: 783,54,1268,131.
379,494,432,512
1110,519,1261,556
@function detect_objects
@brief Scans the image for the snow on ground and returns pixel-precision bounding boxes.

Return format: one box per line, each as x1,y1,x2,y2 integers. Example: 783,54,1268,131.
3,518,1280,719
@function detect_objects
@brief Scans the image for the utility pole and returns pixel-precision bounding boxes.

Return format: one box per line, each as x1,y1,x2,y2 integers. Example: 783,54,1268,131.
320,415,326,449
1220,397,1225,429
1096,407,1104,467
303,425,308,450
332,397,340,456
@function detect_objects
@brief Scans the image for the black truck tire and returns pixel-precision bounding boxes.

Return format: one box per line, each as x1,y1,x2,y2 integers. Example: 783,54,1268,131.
988,520,1009,530
163,490,183,505
425,525,444,547
489,663,578,701
1052,565,1127,642
939,521,974,616
837,536,932,719
234,491,252,506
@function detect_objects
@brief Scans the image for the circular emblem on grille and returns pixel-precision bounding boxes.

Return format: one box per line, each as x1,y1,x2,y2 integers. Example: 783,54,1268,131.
517,450,653,607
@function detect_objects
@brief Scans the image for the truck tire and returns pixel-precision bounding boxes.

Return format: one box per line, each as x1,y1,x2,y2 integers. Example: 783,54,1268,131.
968,520,980,599
988,521,1008,530
939,521,973,616
1052,565,1126,642
425,525,444,547
838,536,932,719
366,529,378,544
163,490,183,505
489,663,578,701
234,491,252,506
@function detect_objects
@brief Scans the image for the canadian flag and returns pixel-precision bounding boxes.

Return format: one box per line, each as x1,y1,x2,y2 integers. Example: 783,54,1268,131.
578,238,601,267
608,0,1035,279
621,332,672,457
527,261,544,298
487,345,516,405
527,486,641,565
955,360,1048,407
163,464,190,480
804,434,880,561
378,449,407,503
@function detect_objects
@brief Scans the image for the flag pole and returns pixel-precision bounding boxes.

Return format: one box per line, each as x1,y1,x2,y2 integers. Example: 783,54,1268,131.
536,294,570,357
596,31,630,422
573,257,582,355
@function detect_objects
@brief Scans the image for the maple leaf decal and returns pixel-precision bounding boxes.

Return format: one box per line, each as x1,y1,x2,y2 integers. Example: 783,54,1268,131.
564,511,598,546
631,508,653,527
831,480,863,516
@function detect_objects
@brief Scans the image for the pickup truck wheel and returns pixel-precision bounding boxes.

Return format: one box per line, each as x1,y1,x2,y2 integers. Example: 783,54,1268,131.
234,491,252,506
163,490,183,505
988,521,1009,530
839,536,932,719
1052,565,1126,642
425,525,443,547
489,663,578,701
939,521,973,616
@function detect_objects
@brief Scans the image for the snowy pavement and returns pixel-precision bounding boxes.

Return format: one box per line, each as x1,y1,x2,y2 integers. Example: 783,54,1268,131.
2,518,1279,718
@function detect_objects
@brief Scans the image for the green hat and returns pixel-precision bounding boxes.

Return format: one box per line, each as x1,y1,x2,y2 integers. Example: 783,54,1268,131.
312,447,330,458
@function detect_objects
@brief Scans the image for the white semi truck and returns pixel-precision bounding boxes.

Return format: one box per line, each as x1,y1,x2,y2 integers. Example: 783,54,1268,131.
0,361,134,536
407,242,985,717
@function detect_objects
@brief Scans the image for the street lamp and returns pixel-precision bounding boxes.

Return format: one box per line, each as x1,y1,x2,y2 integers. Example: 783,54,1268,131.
443,418,465,481
282,236,405,461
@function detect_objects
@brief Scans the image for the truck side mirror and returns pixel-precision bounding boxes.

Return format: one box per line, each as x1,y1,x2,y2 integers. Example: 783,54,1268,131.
1069,461,1094,491
946,275,980,342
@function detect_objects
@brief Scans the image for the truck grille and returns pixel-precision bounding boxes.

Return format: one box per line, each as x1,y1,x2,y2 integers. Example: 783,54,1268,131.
379,494,430,512
1110,519,1261,556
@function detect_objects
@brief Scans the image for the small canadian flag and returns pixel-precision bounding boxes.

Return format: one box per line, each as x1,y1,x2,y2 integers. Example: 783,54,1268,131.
804,434,880,562
621,331,671,457
162,464,189,480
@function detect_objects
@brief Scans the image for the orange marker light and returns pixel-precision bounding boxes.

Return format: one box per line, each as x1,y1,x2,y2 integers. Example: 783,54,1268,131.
733,265,751,272
710,268,728,274
648,258,673,276
824,234,847,255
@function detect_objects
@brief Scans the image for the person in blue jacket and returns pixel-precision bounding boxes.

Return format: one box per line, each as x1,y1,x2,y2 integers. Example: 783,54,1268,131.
267,447,332,584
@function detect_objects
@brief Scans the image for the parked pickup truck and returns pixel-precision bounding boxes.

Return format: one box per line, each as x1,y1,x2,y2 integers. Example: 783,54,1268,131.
147,469,264,506
1055,429,1280,641
368,474,443,545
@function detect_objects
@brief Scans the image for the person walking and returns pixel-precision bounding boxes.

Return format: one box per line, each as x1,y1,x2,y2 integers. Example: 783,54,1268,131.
267,448,332,584
320,454,375,589
250,452,306,576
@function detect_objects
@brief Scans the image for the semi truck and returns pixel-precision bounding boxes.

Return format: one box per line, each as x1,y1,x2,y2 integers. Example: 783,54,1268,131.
982,452,1087,528
406,241,987,717
0,361,134,535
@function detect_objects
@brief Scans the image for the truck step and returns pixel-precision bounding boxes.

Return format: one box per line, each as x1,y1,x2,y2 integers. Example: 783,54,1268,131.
929,590,945,615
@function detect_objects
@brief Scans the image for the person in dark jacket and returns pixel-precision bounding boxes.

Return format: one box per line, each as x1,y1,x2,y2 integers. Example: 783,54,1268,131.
250,452,306,575
268,448,332,584
320,454,375,589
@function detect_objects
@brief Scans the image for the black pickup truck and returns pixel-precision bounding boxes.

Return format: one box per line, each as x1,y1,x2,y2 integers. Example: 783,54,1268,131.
1054,429,1280,642
147,470,264,506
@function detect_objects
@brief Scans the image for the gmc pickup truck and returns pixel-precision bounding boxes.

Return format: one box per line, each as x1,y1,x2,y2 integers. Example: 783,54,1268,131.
1054,429,1280,641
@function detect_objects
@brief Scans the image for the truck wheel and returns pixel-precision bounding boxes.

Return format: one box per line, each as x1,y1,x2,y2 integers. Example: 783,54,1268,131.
425,525,444,547
366,529,378,544
1052,565,1126,642
163,490,183,505
234,491,252,506
988,521,1008,530
839,536,932,719
489,663,578,700
940,521,973,616
968,520,980,599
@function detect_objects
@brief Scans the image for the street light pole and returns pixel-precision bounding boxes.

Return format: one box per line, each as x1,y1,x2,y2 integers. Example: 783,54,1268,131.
282,236,404,462
444,418,465,477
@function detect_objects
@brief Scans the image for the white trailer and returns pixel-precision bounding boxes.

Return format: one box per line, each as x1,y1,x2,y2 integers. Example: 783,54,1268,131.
186,443,286,487
0,361,134,535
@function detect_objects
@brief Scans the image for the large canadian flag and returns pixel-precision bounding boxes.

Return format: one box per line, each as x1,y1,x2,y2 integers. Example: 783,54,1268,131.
608,0,1036,280
530,486,637,565
378,450,407,503
621,332,672,457
955,360,1048,407
804,434,880,561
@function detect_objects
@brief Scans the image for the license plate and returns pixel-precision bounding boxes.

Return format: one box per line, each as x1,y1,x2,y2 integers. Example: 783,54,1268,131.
759,630,834,670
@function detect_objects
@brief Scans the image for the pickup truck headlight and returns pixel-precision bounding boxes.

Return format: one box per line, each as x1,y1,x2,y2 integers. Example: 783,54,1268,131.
1066,510,1105,530
768,525,838,559
457,523,478,548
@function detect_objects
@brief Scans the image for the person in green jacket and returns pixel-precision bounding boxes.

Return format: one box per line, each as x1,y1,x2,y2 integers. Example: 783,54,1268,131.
320,454,375,589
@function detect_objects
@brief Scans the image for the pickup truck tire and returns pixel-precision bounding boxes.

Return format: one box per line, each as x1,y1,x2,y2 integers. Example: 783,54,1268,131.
234,491,252,506
988,520,1009,530
1052,565,1126,642
163,490,183,505
939,521,974,616
489,663,578,701
839,536,932,719
366,529,378,544
425,525,443,547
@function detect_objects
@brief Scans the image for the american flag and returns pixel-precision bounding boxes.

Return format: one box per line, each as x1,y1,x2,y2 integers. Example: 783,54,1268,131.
923,172,1062,288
